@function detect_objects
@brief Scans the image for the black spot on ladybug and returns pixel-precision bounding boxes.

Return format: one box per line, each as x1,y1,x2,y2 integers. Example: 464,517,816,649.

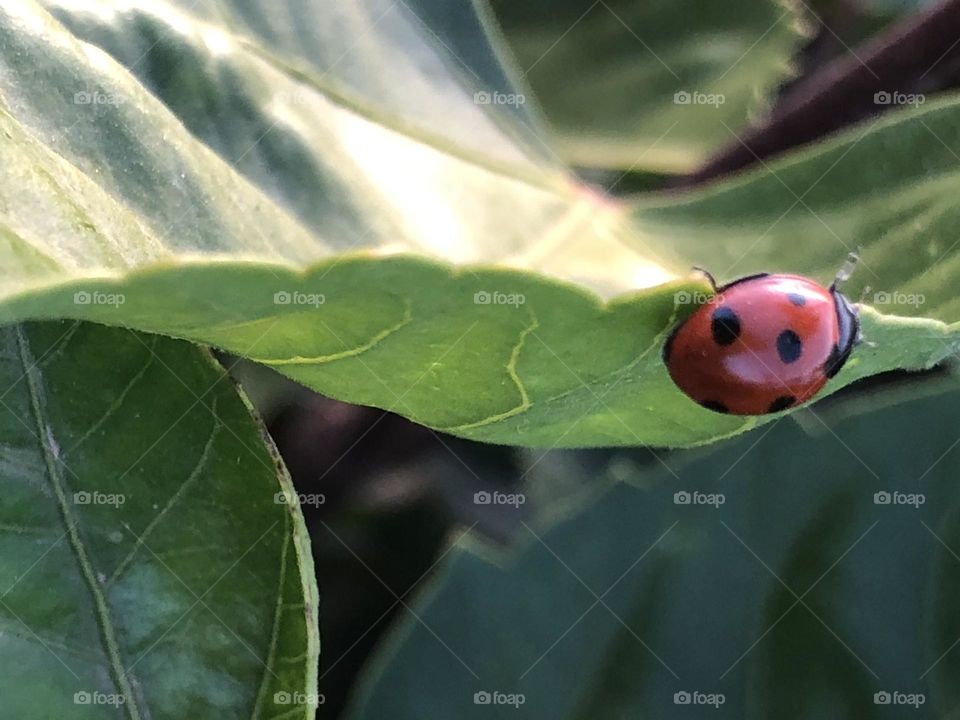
768,395,797,413
776,330,802,364
700,400,729,414
823,343,843,378
711,307,741,346
786,292,806,306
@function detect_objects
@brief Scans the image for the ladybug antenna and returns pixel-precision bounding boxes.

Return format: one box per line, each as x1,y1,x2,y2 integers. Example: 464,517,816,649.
830,249,860,291
691,266,718,292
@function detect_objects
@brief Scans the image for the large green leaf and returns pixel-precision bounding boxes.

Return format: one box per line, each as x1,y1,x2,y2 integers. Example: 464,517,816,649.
489,0,809,172
347,374,960,718
0,1,956,449
0,321,318,719
147,0,554,167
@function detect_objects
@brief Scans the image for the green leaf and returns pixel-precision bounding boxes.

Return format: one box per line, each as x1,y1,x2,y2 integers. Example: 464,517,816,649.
142,0,554,166
0,321,318,719
347,376,960,718
489,0,809,172
0,2,956,449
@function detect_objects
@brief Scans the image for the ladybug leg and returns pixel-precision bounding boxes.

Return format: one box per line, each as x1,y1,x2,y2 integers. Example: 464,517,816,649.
856,285,870,340
829,284,863,376
691,266,718,292
850,296,865,346
830,249,861,290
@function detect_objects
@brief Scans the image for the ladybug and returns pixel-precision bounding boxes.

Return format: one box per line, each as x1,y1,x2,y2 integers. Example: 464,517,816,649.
663,255,862,415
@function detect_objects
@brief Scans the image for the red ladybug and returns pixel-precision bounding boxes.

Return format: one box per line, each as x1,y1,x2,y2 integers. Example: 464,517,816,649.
663,256,861,415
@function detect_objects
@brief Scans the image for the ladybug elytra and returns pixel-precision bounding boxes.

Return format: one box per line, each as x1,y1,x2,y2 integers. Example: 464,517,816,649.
663,256,861,416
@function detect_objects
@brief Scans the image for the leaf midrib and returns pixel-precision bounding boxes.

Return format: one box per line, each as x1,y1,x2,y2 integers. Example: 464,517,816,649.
16,324,142,720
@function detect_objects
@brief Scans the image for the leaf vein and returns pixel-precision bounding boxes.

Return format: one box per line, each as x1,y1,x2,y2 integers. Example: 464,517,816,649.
106,404,222,586
442,307,540,431
65,337,159,457
251,514,293,720
251,300,413,366
16,324,142,720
